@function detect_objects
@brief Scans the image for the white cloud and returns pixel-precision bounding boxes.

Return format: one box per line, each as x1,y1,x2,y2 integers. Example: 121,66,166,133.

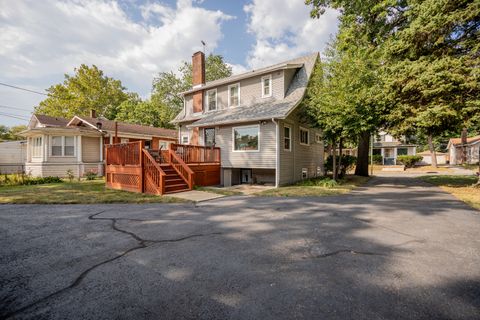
244,0,339,68
0,0,232,125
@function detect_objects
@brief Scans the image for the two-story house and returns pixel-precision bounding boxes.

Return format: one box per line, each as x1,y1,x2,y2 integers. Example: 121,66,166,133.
173,52,324,187
373,131,417,165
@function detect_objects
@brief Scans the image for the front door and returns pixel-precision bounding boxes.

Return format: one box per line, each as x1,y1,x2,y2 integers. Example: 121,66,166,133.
204,128,216,147
384,148,395,165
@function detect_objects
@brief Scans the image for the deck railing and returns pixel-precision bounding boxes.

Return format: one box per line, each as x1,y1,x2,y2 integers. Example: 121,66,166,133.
143,149,166,195
170,143,220,164
169,149,194,189
106,141,142,166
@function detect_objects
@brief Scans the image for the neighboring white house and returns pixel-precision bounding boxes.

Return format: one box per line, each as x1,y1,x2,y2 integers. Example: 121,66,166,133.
373,132,417,165
416,151,448,165
447,135,480,165
0,140,27,174
173,51,324,187
21,113,177,178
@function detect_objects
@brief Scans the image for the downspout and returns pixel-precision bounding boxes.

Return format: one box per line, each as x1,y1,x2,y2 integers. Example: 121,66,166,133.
272,118,280,188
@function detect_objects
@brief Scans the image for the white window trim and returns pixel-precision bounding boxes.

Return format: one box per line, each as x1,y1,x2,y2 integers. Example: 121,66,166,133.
315,133,322,143
302,168,308,180
232,124,260,153
284,125,292,151
261,74,272,98
228,83,241,108
32,136,43,158
181,134,189,145
50,136,76,157
299,127,310,146
205,88,218,112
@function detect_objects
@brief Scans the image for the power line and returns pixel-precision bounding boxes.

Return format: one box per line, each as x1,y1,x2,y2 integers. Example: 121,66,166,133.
0,82,49,96
0,112,30,121
0,104,34,112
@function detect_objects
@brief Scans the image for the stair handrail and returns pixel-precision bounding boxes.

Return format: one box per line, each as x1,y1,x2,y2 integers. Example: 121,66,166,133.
168,149,195,190
142,149,167,194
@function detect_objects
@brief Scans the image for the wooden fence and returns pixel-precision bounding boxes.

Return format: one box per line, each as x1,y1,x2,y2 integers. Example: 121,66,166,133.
105,141,145,193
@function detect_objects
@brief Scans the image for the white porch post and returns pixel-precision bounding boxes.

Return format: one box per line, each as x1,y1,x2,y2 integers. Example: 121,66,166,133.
26,137,31,162
381,148,385,165
77,135,82,162
99,136,103,161
393,147,398,165
109,134,113,144
42,134,47,162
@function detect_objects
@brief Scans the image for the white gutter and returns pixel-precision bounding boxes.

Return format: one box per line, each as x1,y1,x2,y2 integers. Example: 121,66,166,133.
272,118,280,188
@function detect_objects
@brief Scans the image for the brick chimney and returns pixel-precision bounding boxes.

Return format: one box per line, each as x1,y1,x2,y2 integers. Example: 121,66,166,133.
90,109,97,118
192,51,205,87
192,51,205,114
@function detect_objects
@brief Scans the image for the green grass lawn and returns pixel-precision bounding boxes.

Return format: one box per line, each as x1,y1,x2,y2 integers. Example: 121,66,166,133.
0,179,187,204
194,186,244,196
419,175,479,210
256,175,370,197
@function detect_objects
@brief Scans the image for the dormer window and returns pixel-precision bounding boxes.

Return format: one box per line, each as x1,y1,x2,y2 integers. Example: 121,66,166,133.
206,89,217,112
261,75,272,98
228,83,240,107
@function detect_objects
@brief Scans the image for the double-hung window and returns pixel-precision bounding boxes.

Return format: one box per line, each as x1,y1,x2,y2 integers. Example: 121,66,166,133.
300,127,309,146
206,89,217,111
228,83,240,107
51,136,75,156
32,136,42,157
261,75,272,98
284,125,291,151
233,125,259,151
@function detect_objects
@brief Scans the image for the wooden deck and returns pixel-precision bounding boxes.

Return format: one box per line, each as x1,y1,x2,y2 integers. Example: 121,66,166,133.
105,142,220,195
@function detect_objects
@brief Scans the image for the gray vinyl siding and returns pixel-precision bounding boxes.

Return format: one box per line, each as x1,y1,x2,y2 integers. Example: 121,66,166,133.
217,121,276,169
186,70,286,114
82,136,101,163
278,113,324,185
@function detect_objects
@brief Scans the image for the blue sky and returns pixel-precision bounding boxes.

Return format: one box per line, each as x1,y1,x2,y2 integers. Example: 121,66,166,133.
0,0,339,126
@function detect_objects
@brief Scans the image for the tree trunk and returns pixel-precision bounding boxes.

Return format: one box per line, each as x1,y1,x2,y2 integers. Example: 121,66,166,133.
355,131,370,176
338,137,343,178
332,138,337,181
427,134,437,168
461,127,468,164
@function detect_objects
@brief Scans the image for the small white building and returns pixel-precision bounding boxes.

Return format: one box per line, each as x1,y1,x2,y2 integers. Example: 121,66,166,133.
447,135,480,165
416,151,448,165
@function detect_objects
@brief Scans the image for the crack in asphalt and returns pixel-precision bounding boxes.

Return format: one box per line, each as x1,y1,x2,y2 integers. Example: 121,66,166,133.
3,210,222,319
310,249,387,259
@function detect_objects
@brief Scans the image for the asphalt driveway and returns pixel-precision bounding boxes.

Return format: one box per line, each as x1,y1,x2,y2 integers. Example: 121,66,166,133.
1,176,479,319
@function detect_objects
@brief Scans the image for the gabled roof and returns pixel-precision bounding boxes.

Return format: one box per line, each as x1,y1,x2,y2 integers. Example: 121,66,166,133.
448,135,480,146
32,114,70,127
68,116,177,139
175,52,319,127
28,114,177,139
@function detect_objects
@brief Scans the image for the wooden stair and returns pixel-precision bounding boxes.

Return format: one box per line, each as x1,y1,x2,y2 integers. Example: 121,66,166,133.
160,164,190,194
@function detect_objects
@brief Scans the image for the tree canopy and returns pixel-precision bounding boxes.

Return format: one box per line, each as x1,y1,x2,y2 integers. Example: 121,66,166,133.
35,64,128,120
0,125,27,141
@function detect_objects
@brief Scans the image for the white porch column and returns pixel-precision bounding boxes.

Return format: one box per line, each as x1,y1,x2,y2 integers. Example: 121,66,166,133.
99,136,103,161
393,147,398,165
381,148,385,165
77,135,82,162
26,137,31,162
42,134,47,162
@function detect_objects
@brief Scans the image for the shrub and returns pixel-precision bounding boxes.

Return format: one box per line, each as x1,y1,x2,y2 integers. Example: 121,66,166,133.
369,154,383,165
325,155,357,177
84,170,97,180
396,155,423,168
66,169,75,182
0,174,62,186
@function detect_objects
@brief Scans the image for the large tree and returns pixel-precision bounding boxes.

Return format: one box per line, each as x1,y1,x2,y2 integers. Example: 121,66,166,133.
306,0,399,176
0,125,27,141
35,64,128,120
383,0,480,167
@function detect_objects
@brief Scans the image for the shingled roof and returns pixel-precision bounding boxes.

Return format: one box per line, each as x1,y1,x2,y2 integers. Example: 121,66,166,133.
69,116,178,139
448,135,480,146
174,52,319,127
32,114,177,139
34,114,70,127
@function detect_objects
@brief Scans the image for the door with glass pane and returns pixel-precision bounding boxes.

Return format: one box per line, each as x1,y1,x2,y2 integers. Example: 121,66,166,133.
204,128,215,147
